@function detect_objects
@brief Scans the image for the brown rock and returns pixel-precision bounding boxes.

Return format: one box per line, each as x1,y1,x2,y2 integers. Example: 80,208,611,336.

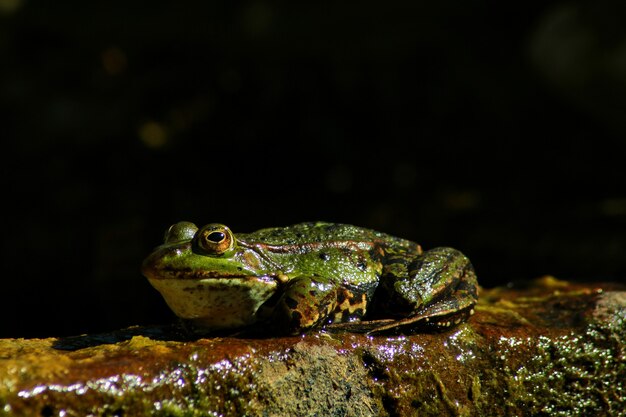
1,277,625,416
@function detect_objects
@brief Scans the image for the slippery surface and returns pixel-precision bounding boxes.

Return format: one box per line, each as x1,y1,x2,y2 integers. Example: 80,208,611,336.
1,277,625,416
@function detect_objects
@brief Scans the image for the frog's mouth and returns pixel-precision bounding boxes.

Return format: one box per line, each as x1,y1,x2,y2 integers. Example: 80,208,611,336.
145,271,278,330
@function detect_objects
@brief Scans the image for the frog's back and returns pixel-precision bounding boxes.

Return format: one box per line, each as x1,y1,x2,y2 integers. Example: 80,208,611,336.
239,222,416,253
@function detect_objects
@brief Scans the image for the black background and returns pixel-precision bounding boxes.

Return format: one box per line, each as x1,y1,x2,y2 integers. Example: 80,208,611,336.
2,1,626,338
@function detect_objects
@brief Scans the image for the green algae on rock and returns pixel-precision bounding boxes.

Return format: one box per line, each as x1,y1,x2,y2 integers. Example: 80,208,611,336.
1,277,625,416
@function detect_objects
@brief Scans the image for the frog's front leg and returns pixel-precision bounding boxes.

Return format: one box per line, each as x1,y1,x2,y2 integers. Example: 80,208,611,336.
260,276,337,335
370,247,478,335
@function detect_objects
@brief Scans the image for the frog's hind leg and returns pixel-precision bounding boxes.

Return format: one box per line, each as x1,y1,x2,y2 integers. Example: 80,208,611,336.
369,247,478,335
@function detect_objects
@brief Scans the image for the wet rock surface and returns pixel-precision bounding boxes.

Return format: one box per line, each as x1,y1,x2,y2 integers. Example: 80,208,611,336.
1,277,625,416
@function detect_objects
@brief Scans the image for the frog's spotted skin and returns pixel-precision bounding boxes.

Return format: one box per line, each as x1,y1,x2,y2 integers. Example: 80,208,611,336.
142,221,478,335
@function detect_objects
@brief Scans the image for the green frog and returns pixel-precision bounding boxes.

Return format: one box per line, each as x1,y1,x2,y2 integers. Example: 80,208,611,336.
142,221,478,335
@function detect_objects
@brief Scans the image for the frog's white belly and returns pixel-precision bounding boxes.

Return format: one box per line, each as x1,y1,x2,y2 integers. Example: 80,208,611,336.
148,277,277,329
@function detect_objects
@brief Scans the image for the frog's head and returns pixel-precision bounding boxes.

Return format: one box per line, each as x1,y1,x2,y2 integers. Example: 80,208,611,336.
142,221,278,330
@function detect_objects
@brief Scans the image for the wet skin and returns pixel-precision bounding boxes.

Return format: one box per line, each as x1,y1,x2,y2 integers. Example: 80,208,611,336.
142,222,478,335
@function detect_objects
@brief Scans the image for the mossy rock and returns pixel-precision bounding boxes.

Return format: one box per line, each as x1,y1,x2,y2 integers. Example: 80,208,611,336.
1,277,625,416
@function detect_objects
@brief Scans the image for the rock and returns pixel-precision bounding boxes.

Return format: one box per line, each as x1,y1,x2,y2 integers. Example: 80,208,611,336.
1,277,625,416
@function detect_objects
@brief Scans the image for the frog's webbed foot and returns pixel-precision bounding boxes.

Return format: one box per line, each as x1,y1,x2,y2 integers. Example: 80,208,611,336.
258,276,337,335
369,247,478,335
367,299,476,335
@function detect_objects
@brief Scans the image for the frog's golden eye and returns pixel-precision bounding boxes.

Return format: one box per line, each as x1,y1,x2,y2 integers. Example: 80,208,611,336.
195,223,235,256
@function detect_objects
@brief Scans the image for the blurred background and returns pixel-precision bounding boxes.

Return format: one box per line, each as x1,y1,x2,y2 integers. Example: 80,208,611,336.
2,0,625,338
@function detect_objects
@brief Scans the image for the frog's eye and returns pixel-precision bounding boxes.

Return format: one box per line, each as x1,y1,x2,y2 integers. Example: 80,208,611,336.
164,221,198,243
195,224,235,256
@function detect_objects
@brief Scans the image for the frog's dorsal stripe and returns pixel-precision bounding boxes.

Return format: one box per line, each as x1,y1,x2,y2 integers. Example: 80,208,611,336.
239,240,378,254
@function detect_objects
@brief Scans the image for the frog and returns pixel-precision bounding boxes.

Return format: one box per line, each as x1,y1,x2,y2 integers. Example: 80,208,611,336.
141,221,478,335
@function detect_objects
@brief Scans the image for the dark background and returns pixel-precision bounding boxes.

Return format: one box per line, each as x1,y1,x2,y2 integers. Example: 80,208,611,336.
2,1,625,338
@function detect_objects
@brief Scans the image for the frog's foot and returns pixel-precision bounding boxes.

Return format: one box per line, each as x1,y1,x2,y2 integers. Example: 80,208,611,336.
259,276,337,335
367,297,476,335
369,247,478,335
